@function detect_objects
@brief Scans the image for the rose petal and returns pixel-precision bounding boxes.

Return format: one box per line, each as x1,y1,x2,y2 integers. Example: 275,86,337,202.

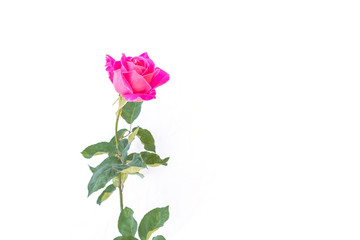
134,65,146,74
105,55,116,82
150,67,170,89
139,53,155,74
140,52,149,58
144,57,155,75
131,56,148,68
143,69,159,84
123,70,152,93
120,53,129,71
105,55,115,72
120,65,128,73
108,72,114,83
112,69,133,95
114,61,122,70
122,92,156,102
127,61,146,75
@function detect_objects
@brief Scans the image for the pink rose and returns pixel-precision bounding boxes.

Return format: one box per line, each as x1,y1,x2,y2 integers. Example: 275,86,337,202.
105,52,170,102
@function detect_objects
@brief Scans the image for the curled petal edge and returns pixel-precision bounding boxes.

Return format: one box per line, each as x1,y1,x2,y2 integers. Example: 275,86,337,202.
122,91,156,102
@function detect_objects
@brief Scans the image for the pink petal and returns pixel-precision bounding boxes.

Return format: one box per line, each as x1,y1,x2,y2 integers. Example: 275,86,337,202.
127,61,146,75
123,70,152,93
120,65,128,73
105,55,122,71
112,69,133,95
150,67,170,89
139,53,155,74
144,58,155,75
120,53,129,71
108,72,114,83
105,55,115,72
135,65,146,74
143,69,159,84
122,92,156,102
131,56,147,68
113,61,122,70
105,55,116,82
140,52,149,58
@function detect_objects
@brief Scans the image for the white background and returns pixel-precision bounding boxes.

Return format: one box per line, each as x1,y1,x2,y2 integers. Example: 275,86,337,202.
0,0,360,239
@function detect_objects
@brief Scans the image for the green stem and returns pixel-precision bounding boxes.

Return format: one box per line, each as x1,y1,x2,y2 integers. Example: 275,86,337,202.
115,95,125,212
115,108,121,159
119,185,124,211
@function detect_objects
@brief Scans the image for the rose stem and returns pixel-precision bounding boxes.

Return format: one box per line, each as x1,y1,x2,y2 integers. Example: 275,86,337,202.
115,95,124,211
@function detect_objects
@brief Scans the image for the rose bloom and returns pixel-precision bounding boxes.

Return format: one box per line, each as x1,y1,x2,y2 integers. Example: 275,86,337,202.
105,52,170,102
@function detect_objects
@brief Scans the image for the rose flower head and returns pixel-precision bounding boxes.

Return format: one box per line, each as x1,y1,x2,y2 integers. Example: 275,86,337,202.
105,52,170,102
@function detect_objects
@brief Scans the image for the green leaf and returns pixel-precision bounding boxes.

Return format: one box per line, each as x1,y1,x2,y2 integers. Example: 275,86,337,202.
138,206,170,240
118,139,129,151
89,165,96,173
128,153,147,168
132,172,144,178
81,142,117,159
134,127,156,152
112,175,121,187
110,129,129,145
113,173,129,187
128,127,139,144
121,102,143,124
122,153,147,174
118,139,131,161
140,152,169,167
114,237,138,240
91,156,120,173
88,157,129,196
126,153,135,162
152,236,166,240
96,184,116,205
118,207,138,237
